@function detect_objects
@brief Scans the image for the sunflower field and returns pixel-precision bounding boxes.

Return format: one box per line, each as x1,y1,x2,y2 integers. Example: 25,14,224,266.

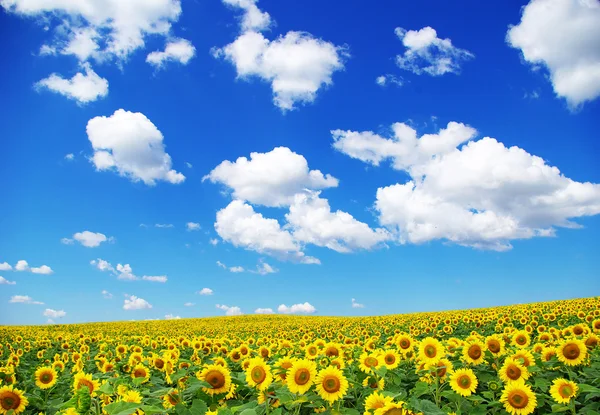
1,297,600,415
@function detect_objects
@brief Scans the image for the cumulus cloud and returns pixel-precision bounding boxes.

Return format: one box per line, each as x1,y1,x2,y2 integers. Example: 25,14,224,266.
91,258,115,273
141,275,168,283
209,238,219,246
43,308,66,318
11,260,53,274
15,260,29,271
255,307,274,314
0,277,16,285
198,288,213,295
31,265,53,275
254,260,277,275
286,191,391,253
9,295,44,305
186,222,201,231
204,147,338,207
394,26,473,76
0,262,13,271
216,304,243,316
376,74,403,87
116,263,137,281
165,314,181,320
101,290,113,299
278,302,316,314
64,231,111,247
35,63,108,104
222,0,271,32
333,121,600,250
86,109,185,185
215,200,320,264
1,0,183,62
123,295,152,310
91,259,166,282
229,266,245,273
146,38,196,68
507,0,600,108
64,153,75,161
351,298,365,308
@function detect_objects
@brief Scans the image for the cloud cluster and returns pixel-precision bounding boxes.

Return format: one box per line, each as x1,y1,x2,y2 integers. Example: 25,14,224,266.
333,121,600,250
147,38,196,68
91,259,168,282
2,260,53,274
9,295,44,304
507,0,600,108
86,109,185,185
277,302,316,314
123,295,152,310
35,63,108,104
216,304,243,316
62,231,113,247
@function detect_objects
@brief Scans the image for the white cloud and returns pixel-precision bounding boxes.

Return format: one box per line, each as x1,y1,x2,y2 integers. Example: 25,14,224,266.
15,260,29,271
155,223,174,228
229,266,244,273
9,295,44,305
0,262,13,271
255,260,277,275
123,295,152,310
146,38,196,67
186,222,201,231
0,276,16,285
47,319,56,325
214,31,347,111
2,0,183,62
91,258,115,273
35,63,108,104
507,0,600,108
141,275,168,283
185,162,193,168
64,153,75,161
286,191,390,253
198,287,213,295
278,302,316,314
116,263,137,281
43,308,66,318
334,121,600,250
351,298,365,308
164,313,181,320
61,238,74,245
86,109,185,185
184,302,195,306
101,290,113,299
216,304,243,316
222,0,271,32
209,238,219,246
216,261,226,269
215,200,320,264
31,265,53,275
394,26,474,76
255,307,274,314
68,231,110,247
376,74,403,87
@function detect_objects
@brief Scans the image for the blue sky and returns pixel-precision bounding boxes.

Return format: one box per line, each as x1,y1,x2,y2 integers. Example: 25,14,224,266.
1,0,599,325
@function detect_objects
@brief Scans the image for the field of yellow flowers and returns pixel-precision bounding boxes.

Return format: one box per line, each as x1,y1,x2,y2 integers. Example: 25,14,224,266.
1,297,600,415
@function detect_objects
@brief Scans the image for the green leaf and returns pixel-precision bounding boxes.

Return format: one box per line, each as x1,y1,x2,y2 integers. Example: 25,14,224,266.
238,409,256,415
175,403,192,415
580,384,600,394
415,400,445,415
141,405,168,415
550,404,571,412
104,402,142,415
190,399,208,415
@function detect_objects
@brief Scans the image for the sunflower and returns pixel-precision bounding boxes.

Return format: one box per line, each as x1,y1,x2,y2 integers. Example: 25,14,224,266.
426,358,453,381
131,364,150,384
34,366,58,390
373,401,410,415
52,360,65,372
73,372,100,396
120,390,142,404
364,391,393,415
362,376,385,390
358,352,382,373
395,334,414,354
152,355,166,371
381,350,400,370
462,340,485,365
485,335,506,356
274,357,296,382
197,364,231,396
512,330,531,348
0,385,28,415
418,337,445,365
257,390,280,408
315,366,348,404
499,358,530,383
550,378,578,405
500,379,537,415
245,358,273,391
557,339,587,366
449,368,478,397
511,350,535,368
286,359,317,394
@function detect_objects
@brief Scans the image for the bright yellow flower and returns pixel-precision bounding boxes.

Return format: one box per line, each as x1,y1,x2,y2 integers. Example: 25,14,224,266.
314,366,348,404
34,366,57,390
500,379,537,415
549,378,578,405
449,368,478,397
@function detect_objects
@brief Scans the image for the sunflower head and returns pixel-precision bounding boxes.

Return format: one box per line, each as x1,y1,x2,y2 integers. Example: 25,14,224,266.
315,366,348,404
449,368,478,397
35,366,58,390
0,385,28,415
550,378,578,405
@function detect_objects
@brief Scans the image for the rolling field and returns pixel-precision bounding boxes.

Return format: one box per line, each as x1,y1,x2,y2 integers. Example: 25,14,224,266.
1,297,600,415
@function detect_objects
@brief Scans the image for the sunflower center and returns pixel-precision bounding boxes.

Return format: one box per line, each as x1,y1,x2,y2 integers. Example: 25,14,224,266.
385,355,395,364
383,408,405,415
507,365,521,380
252,367,266,383
322,376,340,393
294,368,310,385
1,393,20,410
78,379,94,393
574,327,583,335
516,336,526,345
563,344,580,359
41,373,52,383
133,369,146,378
155,359,164,369
488,340,500,353
167,393,178,405
559,385,573,398
326,348,339,357
365,357,378,367
425,345,437,358
508,390,529,409
436,363,447,378
399,339,410,349
458,375,471,388
206,370,226,388
468,345,481,359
